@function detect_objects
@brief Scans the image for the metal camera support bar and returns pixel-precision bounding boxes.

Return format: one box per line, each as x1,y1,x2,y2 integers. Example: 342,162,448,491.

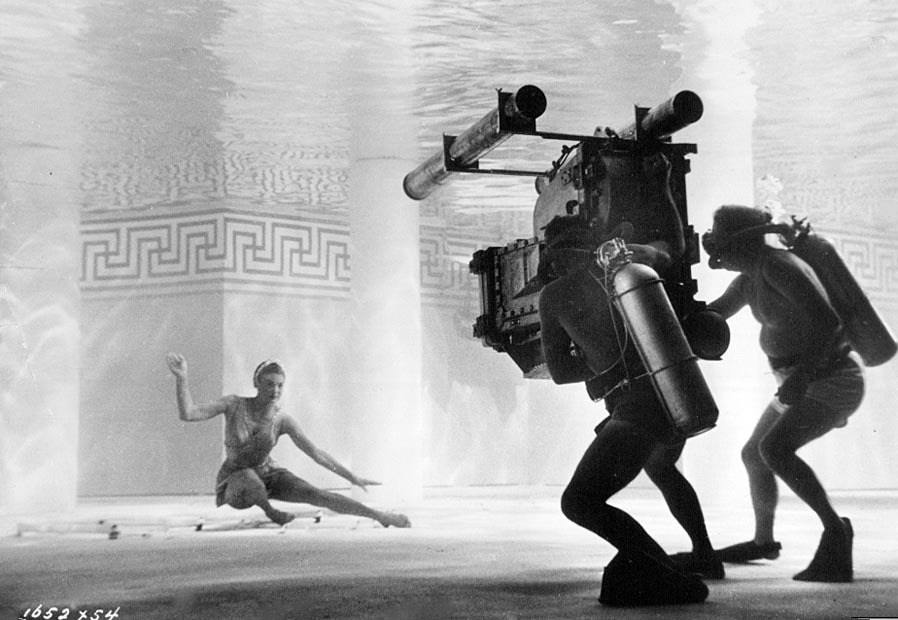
403,86,704,200
408,86,720,377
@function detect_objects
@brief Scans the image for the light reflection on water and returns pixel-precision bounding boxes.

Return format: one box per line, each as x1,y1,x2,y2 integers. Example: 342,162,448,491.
4,2,898,224
409,0,687,231
69,0,692,226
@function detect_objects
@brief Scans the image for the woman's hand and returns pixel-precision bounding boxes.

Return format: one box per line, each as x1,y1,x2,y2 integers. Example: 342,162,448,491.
166,352,188,379
352,476,382,492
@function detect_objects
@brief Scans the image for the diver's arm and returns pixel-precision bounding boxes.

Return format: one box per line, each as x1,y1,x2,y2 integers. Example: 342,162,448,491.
644,152,686,262
539,290,596,385
628,241,673,273
707,275,748,320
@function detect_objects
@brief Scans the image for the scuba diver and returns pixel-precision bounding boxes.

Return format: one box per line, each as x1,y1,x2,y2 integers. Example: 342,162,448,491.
697,204,864,582
538,214,716,606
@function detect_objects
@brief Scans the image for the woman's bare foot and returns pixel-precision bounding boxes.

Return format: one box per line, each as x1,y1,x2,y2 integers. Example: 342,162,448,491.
265,508,296,526
378,512,411,528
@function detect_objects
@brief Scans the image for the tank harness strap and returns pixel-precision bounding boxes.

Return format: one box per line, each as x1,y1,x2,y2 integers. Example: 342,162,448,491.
591,371,651,403
585,263,635,394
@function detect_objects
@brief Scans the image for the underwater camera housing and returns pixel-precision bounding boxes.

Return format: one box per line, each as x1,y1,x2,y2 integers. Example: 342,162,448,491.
405,87,729,377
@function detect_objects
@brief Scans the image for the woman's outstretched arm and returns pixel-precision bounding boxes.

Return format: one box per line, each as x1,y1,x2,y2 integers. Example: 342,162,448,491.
165,352,230,421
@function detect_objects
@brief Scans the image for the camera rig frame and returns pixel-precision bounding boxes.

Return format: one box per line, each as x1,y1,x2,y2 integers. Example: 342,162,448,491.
404,86,712,377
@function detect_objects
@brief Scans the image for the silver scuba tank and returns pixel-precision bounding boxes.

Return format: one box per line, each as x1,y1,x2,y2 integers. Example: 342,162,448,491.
600,240,719,437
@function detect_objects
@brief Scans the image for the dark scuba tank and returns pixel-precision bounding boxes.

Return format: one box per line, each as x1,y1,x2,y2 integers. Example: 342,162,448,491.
790,230,897,367
603,241,719,437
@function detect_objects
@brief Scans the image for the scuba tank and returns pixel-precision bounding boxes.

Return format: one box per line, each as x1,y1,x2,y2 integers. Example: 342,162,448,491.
600,239,719,437
783,222,897,367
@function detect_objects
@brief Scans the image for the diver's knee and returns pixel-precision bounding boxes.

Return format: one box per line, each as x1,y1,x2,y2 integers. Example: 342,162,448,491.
560,485,581,522
758,436,791,472
740,440,764,469
561,484,600,524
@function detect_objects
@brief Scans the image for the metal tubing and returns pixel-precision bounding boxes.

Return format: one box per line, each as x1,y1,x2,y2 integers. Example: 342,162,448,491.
403,85,546,200
616,90,703,141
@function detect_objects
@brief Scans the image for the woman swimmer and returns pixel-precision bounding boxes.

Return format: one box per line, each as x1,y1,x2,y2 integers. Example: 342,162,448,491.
166,352,411,528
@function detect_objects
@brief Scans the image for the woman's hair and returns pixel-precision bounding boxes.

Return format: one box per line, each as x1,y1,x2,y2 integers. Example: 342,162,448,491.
252,359,285,386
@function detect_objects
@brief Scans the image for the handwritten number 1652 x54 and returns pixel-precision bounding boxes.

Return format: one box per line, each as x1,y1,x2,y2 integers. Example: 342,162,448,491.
18,605,121,620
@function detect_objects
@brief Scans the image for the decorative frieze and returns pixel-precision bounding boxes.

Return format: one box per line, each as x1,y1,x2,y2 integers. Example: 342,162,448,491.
81,208,896,311
821,231,898,306
80,208,499,307
81,207,351,298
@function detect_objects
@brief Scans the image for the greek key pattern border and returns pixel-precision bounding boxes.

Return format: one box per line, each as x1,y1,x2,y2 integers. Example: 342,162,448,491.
822,230,898,306
80,210,898,313
81,209,351,298
78,209,898,312
420,224,494,307
80,209,497,306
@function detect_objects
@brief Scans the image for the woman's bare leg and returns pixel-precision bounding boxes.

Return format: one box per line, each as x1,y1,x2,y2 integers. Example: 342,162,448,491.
270,470,410,528
223,469,295,525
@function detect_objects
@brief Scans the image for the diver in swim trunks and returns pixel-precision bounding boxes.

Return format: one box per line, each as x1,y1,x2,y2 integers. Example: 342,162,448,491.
538,215,711,606
166,353,411,528
696,205,864,582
